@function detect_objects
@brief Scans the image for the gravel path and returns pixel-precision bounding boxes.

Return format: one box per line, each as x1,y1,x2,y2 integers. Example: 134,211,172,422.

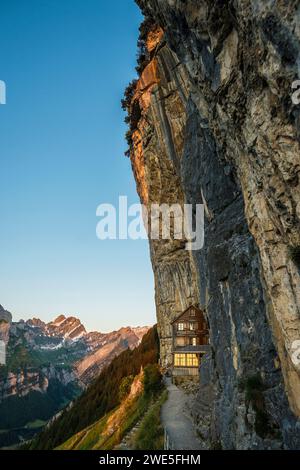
161,378,202,450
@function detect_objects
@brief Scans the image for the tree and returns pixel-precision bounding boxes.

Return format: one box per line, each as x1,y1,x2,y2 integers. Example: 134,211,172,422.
143,364,162,396
118,375,134,401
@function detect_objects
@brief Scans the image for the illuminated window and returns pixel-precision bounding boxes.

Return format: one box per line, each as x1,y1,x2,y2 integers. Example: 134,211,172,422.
174,353,186,366
177,323,184,331
174,353,199,367
186,354,199,367
192,337,197,346
189,322,195,330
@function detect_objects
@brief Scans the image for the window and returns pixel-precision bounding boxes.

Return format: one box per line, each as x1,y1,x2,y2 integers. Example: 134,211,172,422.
177,323,184,331
192,337,197,346
174,353,186,366
174,353,199,367
186,354,199,367
190,308,195,316
189,322,195,330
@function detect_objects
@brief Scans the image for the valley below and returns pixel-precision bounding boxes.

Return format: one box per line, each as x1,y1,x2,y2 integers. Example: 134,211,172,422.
0,304,149,448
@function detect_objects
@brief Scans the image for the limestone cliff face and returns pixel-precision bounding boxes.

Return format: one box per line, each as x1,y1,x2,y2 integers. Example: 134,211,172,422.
128,0,300,449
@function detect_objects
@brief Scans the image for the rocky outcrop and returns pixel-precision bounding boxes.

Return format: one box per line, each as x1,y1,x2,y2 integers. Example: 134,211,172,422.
0,305,12,345
127,0,300,449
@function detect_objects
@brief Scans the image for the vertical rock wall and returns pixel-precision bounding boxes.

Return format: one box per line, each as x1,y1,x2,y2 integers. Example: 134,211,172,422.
128,0,300,448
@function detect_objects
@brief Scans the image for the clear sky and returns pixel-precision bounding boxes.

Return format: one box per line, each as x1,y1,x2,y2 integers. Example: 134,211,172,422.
0,0,156,332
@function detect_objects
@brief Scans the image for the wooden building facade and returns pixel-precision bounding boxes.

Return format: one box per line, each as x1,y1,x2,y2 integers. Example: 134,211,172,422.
171,305,209,377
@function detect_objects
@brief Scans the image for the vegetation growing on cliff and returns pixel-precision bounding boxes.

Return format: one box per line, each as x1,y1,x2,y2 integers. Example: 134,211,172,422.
121,83,141,157
135,17,157,75
29,326,159,450
121,15,157,157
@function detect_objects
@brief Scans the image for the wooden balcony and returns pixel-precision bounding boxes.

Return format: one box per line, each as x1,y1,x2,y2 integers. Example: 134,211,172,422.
173,345,210,354
173,328,209,336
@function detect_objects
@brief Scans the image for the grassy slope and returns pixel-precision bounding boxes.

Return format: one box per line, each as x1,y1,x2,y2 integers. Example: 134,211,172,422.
133,389,168,450
57,392,148,450
57,378,167,450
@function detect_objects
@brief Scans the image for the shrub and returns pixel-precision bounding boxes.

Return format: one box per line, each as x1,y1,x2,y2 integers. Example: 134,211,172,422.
143,363,162,397
138,16,156,43
121,79,138,113
211,440,223,450
135,17,157,75
121,15,157,157
121,81,140,157
119,375,134,401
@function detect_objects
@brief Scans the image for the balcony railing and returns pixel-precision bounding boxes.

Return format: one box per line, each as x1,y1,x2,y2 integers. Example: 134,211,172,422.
174,328,209,336
173,345,210,353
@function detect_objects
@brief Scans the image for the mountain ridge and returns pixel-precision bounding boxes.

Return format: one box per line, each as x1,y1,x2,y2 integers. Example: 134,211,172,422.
0,304,150,448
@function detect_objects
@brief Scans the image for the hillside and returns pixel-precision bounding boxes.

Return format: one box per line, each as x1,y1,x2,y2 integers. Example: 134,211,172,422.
0,305,149,448
56,367,166,451
29,326,159,450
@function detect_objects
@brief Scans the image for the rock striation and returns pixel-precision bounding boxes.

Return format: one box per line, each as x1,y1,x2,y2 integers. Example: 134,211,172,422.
127,0,300,449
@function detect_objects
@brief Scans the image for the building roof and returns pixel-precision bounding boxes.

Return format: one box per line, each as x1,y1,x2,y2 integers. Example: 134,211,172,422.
170,305,205,324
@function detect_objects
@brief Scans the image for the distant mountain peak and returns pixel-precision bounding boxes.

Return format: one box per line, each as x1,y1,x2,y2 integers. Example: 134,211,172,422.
52,314,66,325
47,315,86,340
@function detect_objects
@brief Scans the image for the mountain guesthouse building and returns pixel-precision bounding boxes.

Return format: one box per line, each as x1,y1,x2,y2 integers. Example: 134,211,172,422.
171,305,209,377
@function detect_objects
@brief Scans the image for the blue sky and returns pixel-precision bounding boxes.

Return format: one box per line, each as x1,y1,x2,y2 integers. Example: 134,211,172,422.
0,0,156,332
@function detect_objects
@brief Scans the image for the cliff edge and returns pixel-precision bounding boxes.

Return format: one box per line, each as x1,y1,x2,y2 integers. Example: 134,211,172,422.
125,0,300,449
